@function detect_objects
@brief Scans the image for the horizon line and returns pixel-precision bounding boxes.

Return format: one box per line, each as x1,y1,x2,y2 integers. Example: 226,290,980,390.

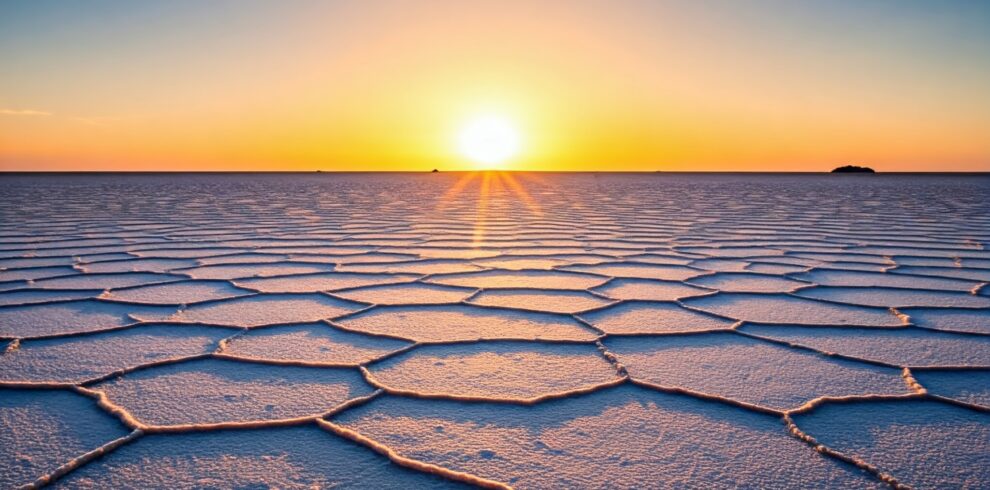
2,170,989,175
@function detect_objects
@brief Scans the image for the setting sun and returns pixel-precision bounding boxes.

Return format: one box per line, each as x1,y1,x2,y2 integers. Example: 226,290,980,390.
456,115,521,168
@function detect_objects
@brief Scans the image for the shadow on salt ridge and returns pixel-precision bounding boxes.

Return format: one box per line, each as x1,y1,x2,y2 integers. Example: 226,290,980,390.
330,385,882,489
103,280,250,305
0,324,230,383
233,272,420,293
173,262,334,280
0,300,173,338
467,289,613,314
55,426,467,489
590,278,711,301
0,289,96,306
912,370,990,408
224,323,411,365
93,358,371,426
32,272,185,290
904,308,990,335
794,286,990,308
740,324,990,368
336,304,598,342
368,342,620,400
683,293,902,326
0,389,130,488
687,272,809,293
561,262,702,281
135,294,364,328
579,301,735,335
336,259,483,275
792,269,977,292
606,332,908,411
333,283,475,305
793,399,990,489
425,269,607,290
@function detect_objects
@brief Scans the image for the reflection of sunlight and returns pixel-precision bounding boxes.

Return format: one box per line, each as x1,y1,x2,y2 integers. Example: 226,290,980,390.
498,172,543,217
472,171,493,247
437,171,544,248
437,172,479,210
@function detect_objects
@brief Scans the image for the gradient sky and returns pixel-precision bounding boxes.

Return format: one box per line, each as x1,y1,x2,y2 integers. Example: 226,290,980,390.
1,0,988,171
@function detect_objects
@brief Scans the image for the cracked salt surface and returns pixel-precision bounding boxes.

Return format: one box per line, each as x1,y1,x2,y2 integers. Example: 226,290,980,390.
1,172,988,488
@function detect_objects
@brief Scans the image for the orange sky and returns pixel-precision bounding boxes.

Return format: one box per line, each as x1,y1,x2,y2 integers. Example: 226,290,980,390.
1,1,988,172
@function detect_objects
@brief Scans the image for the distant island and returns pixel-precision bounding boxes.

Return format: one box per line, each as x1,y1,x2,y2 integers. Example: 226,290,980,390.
831,165,875,173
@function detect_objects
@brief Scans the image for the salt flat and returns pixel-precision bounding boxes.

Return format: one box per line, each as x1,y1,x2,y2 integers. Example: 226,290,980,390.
1,172,988,489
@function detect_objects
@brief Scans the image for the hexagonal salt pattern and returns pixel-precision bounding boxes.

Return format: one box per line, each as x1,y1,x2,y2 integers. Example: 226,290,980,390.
912,369,990,408
337,304,598,342
687,272,809,293
333,282,476,305
425,269,607,290
683,293,903,326
591,278,711,301
233,271,419,293
223,323,412,365
102,280,250,305
741,324,990,368
0,325,230,383
792,399,990,488
467,289,614,313
0,300,173,338
137,294,364,327
794,286,990,308
93,358,372,427
1,389,131,488
580,301,735,334
607,333,909,411
368,342,621,401
2,173,988,487
331,386,883,488
55,427,466,489
903,308,990,334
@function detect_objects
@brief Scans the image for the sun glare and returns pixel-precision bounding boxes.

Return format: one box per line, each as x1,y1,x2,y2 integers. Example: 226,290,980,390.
457,115,521,168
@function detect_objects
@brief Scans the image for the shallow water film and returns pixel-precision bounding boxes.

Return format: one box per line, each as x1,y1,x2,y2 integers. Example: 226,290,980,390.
1,172,988,489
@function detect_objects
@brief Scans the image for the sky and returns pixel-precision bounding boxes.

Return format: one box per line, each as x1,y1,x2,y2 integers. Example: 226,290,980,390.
1,0,988,172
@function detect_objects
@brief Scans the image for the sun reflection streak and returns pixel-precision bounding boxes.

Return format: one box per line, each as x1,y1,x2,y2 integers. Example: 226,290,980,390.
437,172,479,211
436,171,545,248
498,171,543,217
472,171,493,247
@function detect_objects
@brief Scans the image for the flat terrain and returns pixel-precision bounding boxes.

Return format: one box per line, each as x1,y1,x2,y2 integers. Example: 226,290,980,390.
1,172,988,488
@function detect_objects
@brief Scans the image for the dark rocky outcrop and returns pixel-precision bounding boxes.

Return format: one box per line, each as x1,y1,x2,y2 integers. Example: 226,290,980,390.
831,165,875,173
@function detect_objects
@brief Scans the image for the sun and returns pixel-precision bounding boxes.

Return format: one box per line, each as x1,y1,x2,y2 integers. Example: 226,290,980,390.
457,115,521,169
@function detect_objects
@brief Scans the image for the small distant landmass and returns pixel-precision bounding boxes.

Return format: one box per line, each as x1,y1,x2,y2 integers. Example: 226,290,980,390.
432,168,439,173
831,165,875,173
